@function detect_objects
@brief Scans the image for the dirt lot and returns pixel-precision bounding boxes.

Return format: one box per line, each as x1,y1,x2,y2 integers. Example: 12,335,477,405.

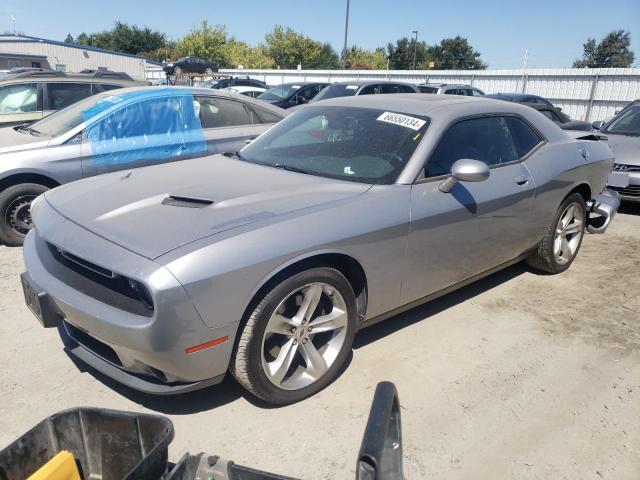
1,205,639,479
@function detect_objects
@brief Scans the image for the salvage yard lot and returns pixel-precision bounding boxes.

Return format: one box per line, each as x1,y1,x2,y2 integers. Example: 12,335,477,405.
1,206,639,479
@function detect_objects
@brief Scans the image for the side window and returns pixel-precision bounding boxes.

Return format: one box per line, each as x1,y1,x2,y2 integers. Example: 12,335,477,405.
359,84,382,95
195,96,254,128
252,105,282,124
47,83,93,110
398,84,416,93
98,84,123,92
425,116,520,177
443,89,456,95
0,83,38,113
540,109,555,120
381,84,401,94
505,116,542,158
471,89,484,97
88,96,200,141
298,86,318,101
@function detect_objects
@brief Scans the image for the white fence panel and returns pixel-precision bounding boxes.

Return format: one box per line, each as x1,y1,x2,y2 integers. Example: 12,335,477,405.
212,67,640,122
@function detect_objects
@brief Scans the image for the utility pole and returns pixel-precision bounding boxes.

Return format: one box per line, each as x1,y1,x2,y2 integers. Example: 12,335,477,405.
340,0,350,70
520,48,528,93
412,30,418,70
10,14,16,35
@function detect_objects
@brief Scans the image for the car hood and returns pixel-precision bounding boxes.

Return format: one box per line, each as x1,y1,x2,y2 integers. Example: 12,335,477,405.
604,134,640,166
43,155,371,259
0,126,50,153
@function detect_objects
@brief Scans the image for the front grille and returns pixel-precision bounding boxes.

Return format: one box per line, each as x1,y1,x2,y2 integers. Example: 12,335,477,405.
610,185,640,197
36,237,154,317
613,164,640,172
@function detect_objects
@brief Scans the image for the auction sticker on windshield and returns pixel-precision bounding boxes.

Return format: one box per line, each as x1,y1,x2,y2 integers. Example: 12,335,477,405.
377,112,426,131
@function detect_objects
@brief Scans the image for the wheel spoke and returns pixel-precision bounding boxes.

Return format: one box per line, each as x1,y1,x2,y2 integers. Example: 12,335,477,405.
299,341,328,380
561,235,572,258
565,219,583,235
308,307,347,334
295,284,323,323
266,313,296,336
268,338,298,385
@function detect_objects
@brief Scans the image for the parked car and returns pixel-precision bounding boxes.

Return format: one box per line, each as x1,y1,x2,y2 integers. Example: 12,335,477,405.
306,80,419,104
592,99,640,203
0,69,142,127
223,86,267,98
21,94,619,404
0,86,286,245
209,77,268,90
522,102,593,131
417,83,484,96
485,93,555,107
163,57,217,76
257,82,329,108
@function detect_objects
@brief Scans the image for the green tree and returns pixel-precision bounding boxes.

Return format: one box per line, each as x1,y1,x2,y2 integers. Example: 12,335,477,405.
175,21,228,65
427,36,486,70
346,46,387,69
89,22,166,55
573,30,635,68
265,25,321,69
64,33,74,44
306,43,340,69
226,39,275,68
75,32,93,46
386,37,429,69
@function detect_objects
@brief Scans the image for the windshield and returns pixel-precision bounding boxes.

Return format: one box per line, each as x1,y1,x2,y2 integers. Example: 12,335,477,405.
310,84,359,103
603,102,640,136
258,84,301,101
239,106,429,184
26,92,122,138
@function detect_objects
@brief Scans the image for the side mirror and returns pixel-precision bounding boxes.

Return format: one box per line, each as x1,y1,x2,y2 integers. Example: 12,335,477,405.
591,120,603,130
438,159,490,193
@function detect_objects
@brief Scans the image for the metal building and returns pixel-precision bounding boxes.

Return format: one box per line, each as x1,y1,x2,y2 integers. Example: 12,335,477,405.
0,34,156,80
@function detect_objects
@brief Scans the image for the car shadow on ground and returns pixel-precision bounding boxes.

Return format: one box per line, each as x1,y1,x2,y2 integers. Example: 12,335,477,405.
354,262,528,349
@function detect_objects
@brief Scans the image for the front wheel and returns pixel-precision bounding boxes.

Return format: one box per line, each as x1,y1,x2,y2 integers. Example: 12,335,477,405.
231,267,357,404
173,66,182,75
527,193,586,274
204,67,213,75
0,183,49,246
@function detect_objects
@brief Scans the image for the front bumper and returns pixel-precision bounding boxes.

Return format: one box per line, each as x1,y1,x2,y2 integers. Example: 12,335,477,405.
22,203,239,394
585,189,621,234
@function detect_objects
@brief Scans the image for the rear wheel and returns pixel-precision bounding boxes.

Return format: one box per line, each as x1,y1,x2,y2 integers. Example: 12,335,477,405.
231,267,357,404
0,183,49,246
204,67,213,75
527,193,586,274
173,66,182,75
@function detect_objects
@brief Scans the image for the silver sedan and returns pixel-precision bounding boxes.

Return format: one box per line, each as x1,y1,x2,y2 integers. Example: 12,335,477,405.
22,95,620,404
0,86,286,246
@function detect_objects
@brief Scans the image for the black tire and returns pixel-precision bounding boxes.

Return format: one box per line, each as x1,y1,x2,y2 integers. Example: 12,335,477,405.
173,66,182,75
0,183,49,247
204,67,213,75
230,267,357,405
527,193,586,274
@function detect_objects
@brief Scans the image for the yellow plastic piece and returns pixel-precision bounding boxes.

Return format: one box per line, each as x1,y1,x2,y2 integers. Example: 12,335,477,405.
27,450,81,480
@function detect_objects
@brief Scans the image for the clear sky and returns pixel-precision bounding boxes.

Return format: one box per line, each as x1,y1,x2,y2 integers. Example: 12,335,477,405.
2,0,639,69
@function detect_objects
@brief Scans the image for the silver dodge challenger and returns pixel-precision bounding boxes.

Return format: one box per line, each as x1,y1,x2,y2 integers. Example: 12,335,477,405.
22,94,621,404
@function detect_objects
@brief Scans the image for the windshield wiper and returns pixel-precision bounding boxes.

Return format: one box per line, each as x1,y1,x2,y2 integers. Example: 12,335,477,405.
17,125,43,137
272,163,311,175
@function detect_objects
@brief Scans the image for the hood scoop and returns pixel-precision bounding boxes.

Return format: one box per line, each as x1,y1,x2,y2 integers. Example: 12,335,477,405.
162,195,214,208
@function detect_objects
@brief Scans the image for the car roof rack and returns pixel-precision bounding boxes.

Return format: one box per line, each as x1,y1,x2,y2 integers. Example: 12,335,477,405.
78,70,134,81
2,69,67,80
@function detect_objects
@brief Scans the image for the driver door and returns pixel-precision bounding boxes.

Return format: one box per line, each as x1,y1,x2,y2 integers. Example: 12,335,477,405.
401,115,541,304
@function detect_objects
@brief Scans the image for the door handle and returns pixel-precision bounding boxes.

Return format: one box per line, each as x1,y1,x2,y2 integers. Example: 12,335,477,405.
514,175,529,185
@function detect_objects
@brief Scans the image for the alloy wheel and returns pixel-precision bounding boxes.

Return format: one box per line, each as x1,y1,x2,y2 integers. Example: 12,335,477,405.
553,202,584,265
261,282,349,390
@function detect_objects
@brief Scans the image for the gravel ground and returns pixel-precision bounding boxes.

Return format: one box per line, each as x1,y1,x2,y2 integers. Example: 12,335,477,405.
0,204,639,479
